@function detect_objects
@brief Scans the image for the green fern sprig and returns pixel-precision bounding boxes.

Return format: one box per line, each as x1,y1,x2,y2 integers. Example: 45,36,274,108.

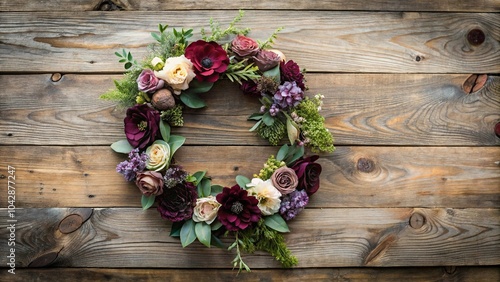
258,27,283,49
201,10,250,42
224,58,260,84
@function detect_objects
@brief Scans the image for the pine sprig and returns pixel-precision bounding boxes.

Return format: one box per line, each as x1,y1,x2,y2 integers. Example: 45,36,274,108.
100,69,142,108
224,58,260,84
258,27,283,49
201,10,250,42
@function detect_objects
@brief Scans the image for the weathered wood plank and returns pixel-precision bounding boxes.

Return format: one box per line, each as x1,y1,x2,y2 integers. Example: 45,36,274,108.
1,0,499,12
0,146,498,208
0,74,498,146
0,11,498,73
0,208,498,268
2,267,499,282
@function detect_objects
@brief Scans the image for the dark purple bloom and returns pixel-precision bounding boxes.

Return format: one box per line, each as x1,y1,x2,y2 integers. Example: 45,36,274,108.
116,148,148,181
273,81,303,109
291,155,322,196
184,40,229,83
124,104,160,150
216,185,261,231
137,69,164,93
280,60,305,90
239,80,261,97
279,190,309,221
157,182,198,222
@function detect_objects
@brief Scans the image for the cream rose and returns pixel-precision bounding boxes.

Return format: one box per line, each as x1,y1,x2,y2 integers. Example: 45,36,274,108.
154,55,195,94
192,196,221,224
145,140,171,171
246,178,281,215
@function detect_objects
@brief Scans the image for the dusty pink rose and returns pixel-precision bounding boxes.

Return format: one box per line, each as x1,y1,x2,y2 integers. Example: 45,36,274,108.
253,50,281,72
231,35,260,57
135,171,164,196
137,69,164,93
271,166,298,195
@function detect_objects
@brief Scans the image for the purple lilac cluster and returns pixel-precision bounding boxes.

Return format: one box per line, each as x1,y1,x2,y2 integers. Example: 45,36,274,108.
163,165,188,189
279,189,309,221
116,148,148,181
273,81,303,109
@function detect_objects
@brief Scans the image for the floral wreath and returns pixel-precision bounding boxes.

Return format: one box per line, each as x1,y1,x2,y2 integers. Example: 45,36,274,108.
101,11,334,271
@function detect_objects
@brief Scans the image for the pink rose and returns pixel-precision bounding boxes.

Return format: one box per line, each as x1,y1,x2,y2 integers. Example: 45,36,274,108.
271,166,298,195
253,50,281,72
231,35,260,57
135,171,164,196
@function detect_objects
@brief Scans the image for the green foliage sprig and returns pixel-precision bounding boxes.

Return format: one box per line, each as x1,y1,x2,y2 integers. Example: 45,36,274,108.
224,58,260,84
115,49,138,70
100,69,142,108
201,10,250,42
258,27,284,49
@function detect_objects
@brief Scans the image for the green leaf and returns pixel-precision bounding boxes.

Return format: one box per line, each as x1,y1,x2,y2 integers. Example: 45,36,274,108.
195,222,212,248
248,113,263,121
211,234,225,248
235,175,251,189
276,144,289,161
262,65,281,83
141,194,156,210
151,32,161,42
262,112,275,126
124,62,132,69
180,219,196,247
286,145,305,166
170,221,184,237
199,178,211,198
286,118,300,145
210,220,223,231
184,80,214,94
249,119,263,132
210,185,224,196
264,214,290,233
110,139,134,154
192,171,207,185
168,135,186,157
180,92,206,109
160,119,171,142
115,51,122,58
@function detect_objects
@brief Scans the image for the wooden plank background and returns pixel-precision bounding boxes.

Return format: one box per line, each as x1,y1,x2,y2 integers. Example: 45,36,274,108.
0,0,499,281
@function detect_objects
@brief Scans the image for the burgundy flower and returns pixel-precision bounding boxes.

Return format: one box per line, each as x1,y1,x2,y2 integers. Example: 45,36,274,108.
291,155,322,196
239,80,261,97
184,40,229,83
124,104,160,150
216,185,261,231
231,35,260,57
253,50,281,72
280,60,305,90
135,171,164,196
157,182,198,222
136,69,164,93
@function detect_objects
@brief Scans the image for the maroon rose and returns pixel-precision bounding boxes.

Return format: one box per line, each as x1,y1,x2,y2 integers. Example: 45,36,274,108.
231,35,260,57
216,185,261,231
280,60,305,90
135,171,164,196
124,104,160,150
136,69,164,93
157,182,197,222
239,80,261,97
291,155,322,196
252,50,281,72
184,40,229,83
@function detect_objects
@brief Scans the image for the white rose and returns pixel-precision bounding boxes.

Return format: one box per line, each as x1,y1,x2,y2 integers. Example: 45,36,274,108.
246,178,281,215
145,140,170,171
193,196,221,224
154,55,195,94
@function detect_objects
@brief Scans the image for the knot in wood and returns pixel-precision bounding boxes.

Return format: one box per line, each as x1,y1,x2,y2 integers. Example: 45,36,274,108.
50,73,62,82
409,212,425,229
462,74,487,94
59,214,83,234
28,252,58,267
467,29,485,46
357,158,375,173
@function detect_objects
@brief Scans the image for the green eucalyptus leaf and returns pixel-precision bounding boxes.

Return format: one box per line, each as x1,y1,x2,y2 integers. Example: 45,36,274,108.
195,222,212,248
111,139,134,154
170,221,184,237
211,234,225,248
264,214,290,233
168,135,186,157
210,220,223,231
286,145,305,166
262,65,280,83
141,194,156,210
235,175,251,189
249,119,263,132
184,80,214,94
160,119,171,142
192,171,207,185
276,144,289,161
248,113,263,121
180,92,206,109
262,112,275,126
210,185,224,196
180,219,196,247
200,178,211,198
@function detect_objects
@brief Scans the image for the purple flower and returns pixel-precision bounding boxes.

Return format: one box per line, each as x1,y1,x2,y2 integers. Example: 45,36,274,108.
273,81,303,109
157,182,198,222
279,190,309,221
280,60,305,90
124,104,160,150
137,69,164,93
269,104,280,116
163,165,188,189
116,148,148,181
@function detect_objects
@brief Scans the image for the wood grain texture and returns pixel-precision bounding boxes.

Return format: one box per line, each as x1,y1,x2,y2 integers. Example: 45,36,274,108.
0,208,498,268
2,267,499,282
1,0,499,12
0,11,498,73
0,74,498,146
0,146,498,208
